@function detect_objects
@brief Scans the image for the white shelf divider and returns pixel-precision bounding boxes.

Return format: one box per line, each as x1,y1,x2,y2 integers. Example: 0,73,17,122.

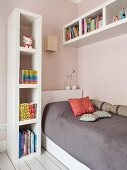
19,84,38,89
19,119,37,126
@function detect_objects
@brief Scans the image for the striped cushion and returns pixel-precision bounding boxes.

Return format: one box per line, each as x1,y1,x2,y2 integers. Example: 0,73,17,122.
110,105,127,117
91,99,112,112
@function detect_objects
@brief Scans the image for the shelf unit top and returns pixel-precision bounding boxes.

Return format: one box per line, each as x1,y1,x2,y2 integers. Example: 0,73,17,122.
63,0,127,47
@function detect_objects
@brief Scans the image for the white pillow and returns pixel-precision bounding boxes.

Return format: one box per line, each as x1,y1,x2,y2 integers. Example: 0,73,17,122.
79,111,112,122
93,111,112,118
79,114,98,122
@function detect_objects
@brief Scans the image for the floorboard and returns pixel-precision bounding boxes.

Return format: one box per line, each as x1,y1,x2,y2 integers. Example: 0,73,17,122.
0,152,15,170
26,158,45,170
0,148,68,170
42,147,69,170
37,153,60,170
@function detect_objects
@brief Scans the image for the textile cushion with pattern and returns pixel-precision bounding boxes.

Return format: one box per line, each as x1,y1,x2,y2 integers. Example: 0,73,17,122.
91,99,112,112
110,105,127,117
79,111,112,122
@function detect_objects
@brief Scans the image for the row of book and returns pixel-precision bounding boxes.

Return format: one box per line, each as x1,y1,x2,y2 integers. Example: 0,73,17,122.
82,15,103,34
65,25,79,41
86,15,103,32
19,129,37,158
20,70,38,84
19,103,37,121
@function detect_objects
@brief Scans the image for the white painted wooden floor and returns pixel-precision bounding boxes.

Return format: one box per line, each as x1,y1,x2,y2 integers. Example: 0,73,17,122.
0,148,69,170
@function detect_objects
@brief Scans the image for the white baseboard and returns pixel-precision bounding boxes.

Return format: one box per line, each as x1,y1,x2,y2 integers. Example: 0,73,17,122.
0,141,7,152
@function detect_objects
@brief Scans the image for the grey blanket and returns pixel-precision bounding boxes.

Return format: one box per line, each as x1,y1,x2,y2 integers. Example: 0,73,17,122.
42,101,127,170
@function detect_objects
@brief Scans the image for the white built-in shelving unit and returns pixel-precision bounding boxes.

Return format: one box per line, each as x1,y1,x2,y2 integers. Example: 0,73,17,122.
7,8,42,164
63,0,127,47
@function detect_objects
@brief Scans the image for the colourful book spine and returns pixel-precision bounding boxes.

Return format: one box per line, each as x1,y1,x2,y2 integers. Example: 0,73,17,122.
21,131,24,157
31,132,35,153
27,130,31,154
34,133,37,152
19,131,22,158
29,70,33,84
82,19,84,35
34,70,38,84
24,131,28,156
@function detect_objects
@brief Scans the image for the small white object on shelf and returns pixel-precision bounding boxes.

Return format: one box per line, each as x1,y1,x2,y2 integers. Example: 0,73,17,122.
72,85,77,90
65,85,71,90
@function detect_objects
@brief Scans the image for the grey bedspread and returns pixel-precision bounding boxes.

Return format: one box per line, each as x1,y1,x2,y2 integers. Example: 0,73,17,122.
42,101,127,170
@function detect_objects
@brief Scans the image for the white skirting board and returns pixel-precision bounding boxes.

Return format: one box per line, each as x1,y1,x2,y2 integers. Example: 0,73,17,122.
42,133,90,170
0,141,7,152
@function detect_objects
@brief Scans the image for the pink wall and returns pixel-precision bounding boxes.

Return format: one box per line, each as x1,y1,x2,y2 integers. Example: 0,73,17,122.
78,0,127,105
0,0,78,141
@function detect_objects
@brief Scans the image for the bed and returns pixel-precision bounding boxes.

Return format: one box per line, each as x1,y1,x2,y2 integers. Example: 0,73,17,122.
41,90,127,170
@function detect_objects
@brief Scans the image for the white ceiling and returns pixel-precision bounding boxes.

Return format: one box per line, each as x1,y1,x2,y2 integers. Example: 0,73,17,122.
69,0,83,4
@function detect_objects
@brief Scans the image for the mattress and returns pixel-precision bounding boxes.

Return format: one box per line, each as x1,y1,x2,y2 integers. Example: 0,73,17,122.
42,101,127,170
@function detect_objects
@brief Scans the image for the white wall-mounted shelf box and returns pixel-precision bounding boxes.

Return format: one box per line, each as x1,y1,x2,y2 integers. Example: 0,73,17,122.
7,8,42,164
63,0,127,47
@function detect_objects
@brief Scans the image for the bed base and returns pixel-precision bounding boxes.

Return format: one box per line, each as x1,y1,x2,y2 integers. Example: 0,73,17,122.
42,132,90,170
41,90,90,170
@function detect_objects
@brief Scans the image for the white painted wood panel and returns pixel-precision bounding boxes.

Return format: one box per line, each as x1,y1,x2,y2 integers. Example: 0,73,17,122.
42,148,69,170
37,153,60,170
14,162,30,170
26,158,45,170
0,149,68,170
0,152,15,170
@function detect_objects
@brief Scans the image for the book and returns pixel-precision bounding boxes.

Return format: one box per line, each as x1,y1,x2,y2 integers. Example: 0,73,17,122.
73,26,79,37
91,18,96,31
82,19,85,35
19,131,22,158
24,130,28,156
34,134,37,152
27,130,31,154
31,131,35,153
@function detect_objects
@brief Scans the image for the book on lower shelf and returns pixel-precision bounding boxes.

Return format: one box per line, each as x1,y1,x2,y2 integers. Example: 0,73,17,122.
19,103,37,121
19,129,37,158
19,70,38,84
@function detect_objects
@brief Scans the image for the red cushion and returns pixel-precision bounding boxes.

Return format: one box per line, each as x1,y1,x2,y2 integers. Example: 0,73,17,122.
69,97,94,116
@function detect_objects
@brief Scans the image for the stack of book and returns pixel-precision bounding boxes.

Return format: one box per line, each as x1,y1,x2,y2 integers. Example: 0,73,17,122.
19,129,37,158
65,25,79,41
19,103,37,121
20,70,38,84
82,15,103,33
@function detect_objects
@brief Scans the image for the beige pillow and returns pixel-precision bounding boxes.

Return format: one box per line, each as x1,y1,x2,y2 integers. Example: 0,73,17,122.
110,105,127,117
91,99,112,112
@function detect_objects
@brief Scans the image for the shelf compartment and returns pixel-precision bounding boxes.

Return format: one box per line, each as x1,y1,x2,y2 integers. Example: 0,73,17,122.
106,0,127,25
64,21,79,42
20,52,38,71
19,124,37,159
19,119,37,126
85,9,103,34
20,13,39,49
19,88,38,103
